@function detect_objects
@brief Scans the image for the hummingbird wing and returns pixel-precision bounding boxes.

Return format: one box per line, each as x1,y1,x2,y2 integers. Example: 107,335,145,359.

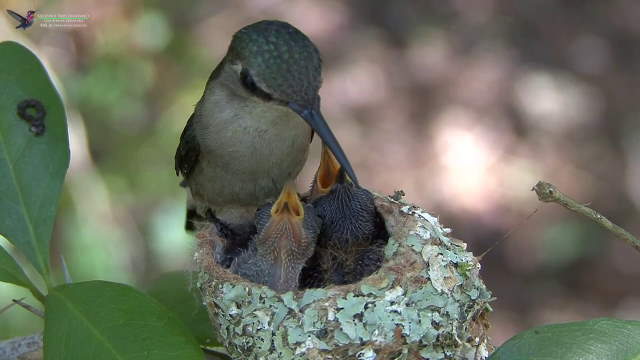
176,114,203,231
6,9,27,23
176,62,226,231
175,113,200,179
176,61,225,179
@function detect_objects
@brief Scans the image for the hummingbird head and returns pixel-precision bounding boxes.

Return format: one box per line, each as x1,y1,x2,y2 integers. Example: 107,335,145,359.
227,20,321,109
224,20,360,186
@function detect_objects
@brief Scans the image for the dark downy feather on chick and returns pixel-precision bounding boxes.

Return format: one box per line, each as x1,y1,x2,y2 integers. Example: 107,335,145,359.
300,144,384,287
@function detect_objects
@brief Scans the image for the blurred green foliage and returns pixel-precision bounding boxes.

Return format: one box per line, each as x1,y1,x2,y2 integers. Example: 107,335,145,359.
0,40,207,358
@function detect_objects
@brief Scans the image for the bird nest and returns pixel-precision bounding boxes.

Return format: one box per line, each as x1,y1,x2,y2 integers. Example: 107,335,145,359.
194,194,492,359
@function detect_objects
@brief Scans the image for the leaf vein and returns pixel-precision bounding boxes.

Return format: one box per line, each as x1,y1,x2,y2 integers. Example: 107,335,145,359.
51,290,126,360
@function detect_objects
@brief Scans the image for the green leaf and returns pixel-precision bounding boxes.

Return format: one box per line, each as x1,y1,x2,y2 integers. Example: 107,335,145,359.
44,281,204,360
0,41,70,279
489,318,640,360
147,271,219,347
0,243,34,289
0,243,44,301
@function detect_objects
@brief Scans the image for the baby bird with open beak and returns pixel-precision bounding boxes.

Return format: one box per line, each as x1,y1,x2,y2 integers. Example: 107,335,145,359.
231,182,321,293
303,145,383,286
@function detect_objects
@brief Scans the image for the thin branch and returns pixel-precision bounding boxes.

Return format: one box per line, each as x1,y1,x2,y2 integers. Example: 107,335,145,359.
532,180,640,254
12,298,44,318
477,208,539,261
0,297,23,316
60,254,73,284
0,333,42,360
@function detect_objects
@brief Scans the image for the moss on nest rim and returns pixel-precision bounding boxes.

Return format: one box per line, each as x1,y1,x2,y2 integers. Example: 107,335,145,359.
195,194,493,359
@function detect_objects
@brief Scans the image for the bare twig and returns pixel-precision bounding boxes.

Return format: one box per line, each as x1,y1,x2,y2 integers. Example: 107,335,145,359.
0,298,24,316
532,180,640,254
12,299,44,318
0,333,43,360
477,208,539,261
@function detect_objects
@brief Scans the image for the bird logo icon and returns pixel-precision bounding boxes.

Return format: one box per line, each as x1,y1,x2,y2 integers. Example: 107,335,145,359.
6,9,37,30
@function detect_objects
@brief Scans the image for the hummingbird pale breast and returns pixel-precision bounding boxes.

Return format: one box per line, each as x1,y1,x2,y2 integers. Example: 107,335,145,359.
187,62,311,211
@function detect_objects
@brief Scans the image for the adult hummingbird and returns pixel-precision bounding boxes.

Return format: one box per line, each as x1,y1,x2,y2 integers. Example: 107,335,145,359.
231,182,321,293
6,10,36,30
175,21,359,251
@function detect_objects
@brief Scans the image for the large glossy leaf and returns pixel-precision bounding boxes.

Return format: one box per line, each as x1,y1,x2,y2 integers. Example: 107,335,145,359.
0,243,43,301
489,318,640,360
0,41,69,278
44,281,204,360
147,271,219,347
0,243,33,289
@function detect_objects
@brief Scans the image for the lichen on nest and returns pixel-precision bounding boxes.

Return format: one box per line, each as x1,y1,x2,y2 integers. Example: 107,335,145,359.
195,194,493,359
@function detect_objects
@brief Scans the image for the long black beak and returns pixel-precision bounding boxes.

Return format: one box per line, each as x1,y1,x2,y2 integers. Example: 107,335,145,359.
289,103,359,187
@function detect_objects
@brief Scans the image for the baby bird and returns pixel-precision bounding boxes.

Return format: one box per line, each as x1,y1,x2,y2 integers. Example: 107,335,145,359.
311,144,377,247
303,145,383,286
231,182,321,293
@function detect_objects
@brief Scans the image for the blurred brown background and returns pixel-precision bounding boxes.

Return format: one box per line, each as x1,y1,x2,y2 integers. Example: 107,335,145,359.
1,0,639,347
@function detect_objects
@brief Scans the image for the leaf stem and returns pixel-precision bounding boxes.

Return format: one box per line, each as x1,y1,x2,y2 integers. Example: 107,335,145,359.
13,298,45,318
29,286,46,304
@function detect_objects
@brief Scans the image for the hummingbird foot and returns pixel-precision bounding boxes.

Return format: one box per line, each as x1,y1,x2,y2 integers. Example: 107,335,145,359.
205,209,254,268
185,208,203,232
206,209,234,239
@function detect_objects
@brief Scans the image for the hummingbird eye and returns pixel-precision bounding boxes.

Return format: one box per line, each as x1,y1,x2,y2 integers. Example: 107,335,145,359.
240,68,273,102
